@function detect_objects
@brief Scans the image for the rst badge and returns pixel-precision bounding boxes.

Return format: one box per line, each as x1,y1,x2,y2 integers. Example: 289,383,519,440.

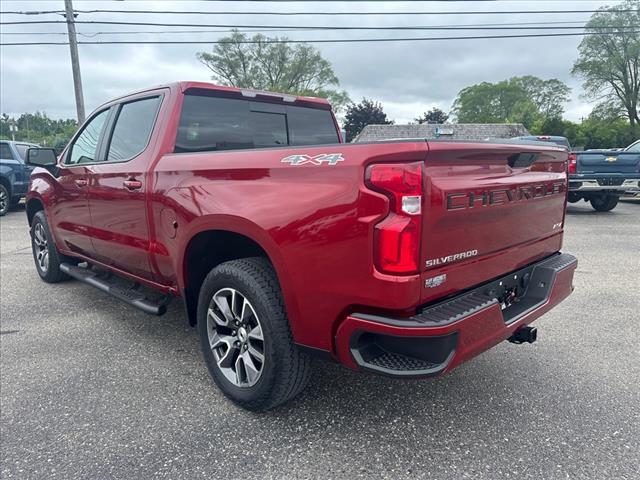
281,153,344,166
425,274,447,288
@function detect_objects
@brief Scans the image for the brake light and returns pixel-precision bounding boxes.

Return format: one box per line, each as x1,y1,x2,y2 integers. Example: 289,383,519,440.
537,136,551,140
567,152,577,174
366,163,423,274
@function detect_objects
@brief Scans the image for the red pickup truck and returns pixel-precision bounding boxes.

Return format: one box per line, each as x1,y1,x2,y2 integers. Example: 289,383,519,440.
25,82,577,410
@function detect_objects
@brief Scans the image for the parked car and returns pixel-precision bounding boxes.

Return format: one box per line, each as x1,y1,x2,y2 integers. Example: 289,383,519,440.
567,139,640,211
25,82,577,410
0,140,39,216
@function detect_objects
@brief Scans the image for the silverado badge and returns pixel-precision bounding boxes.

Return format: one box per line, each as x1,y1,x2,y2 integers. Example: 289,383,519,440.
281,153,344,166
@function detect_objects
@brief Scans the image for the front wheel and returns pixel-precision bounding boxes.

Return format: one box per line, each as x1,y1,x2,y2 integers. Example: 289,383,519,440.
0,184,9,216
590,194,619,212
197,257,311,411
30,211,71,283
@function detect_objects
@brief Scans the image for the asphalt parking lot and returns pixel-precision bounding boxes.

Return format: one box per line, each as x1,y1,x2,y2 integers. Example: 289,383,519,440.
1,200,638,479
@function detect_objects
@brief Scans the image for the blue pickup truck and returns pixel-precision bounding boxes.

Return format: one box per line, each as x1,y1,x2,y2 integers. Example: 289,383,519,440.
568,139,640,211
512,136,640,212
0,140,39,216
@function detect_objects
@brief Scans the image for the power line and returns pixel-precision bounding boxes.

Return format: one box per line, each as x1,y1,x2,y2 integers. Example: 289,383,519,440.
0,21,599,36
3,30,638,46
2,20,635,31
2,8,635,16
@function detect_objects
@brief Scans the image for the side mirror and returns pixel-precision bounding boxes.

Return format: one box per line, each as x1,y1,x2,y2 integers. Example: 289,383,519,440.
26,148,58,167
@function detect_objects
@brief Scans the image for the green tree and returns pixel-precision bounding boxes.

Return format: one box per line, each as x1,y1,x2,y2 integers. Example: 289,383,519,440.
572,0,640,139
451,76,571,128
343,99,393,142
0,112,76,147
510,76,572,118
414,107,449,124
197,31,350,111
529,114,632,150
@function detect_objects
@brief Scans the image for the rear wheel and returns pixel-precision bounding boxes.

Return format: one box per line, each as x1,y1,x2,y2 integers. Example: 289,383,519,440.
590,194,619,212
197,257,311,411
30,211,71,283
0,184,9,216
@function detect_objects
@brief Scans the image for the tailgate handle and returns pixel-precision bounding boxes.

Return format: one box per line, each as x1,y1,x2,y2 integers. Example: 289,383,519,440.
508,153,539,168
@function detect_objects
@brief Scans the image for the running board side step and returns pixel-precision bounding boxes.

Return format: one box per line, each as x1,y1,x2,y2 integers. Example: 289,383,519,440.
60,263,169,316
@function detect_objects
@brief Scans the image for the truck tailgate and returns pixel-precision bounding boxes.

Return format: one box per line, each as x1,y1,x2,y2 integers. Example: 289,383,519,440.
420,141,568,303
576,151,640,174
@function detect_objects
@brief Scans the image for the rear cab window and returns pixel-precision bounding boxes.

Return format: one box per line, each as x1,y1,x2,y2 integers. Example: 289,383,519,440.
175,91,338,153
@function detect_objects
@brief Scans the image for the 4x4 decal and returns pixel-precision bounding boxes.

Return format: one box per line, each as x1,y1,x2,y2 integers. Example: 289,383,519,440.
281,153,344,166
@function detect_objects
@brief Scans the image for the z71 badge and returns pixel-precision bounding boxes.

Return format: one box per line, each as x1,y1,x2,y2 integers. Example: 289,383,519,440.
281,153,344,166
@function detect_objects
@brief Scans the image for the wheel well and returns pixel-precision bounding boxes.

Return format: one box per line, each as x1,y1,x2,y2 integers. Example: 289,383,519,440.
26,198,44,225
183,230,269,326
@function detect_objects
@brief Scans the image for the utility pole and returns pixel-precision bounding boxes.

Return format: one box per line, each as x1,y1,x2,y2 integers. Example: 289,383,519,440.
64,0,85,124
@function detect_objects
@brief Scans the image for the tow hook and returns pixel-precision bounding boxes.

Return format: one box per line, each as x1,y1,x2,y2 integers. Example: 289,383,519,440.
508,326,537,344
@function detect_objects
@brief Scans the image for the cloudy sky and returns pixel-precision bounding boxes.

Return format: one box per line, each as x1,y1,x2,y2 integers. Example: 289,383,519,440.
0,0,622,123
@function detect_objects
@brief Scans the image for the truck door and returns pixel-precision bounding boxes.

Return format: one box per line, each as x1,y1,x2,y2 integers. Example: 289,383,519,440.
52,108,111,257
86,95,162,281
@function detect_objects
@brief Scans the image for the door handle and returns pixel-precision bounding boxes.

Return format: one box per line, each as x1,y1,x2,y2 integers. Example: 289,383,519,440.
75,179,88,187
123,179,143,191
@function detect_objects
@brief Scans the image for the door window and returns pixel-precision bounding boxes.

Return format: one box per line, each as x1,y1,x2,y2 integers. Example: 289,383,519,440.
0,143,14,160
106,96,161,162
67,109,109,165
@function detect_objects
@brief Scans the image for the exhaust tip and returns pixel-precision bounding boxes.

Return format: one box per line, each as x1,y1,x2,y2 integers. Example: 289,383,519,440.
508,326,537,344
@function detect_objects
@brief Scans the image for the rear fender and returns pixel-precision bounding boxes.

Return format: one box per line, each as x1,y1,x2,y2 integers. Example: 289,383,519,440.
177,214,301,334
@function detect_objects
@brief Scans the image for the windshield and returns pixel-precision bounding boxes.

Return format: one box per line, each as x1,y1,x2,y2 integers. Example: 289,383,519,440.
15,144,31,160
625,140,640,153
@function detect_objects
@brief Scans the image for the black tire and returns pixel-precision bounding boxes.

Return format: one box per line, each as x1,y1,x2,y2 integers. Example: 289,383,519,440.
197,257,311,411
567,192,582,204
0,184,9,216
590,194,619,212
30,210,71,283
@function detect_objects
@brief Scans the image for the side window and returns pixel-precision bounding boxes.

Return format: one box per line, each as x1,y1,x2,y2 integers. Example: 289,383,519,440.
0,143,14,160
106,96,161,162
67,109,109,165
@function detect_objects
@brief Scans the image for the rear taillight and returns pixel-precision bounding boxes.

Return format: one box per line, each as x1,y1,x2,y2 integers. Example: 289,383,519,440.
366,162,423,275
567,153,577,174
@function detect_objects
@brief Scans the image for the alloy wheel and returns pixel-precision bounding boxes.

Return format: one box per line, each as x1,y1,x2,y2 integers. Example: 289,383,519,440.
207,288,265,387
0,187,7,214
33,223,49,273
